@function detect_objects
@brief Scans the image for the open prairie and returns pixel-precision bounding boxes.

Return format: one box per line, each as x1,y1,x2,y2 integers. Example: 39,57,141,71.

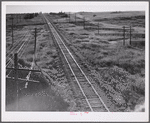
6,11,145,112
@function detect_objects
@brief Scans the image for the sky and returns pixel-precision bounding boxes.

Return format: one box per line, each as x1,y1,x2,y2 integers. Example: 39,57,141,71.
4,2,148,14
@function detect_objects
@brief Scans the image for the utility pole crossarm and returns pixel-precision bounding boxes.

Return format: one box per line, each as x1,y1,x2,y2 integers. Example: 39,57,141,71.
6,77,40,83
6,67,41,72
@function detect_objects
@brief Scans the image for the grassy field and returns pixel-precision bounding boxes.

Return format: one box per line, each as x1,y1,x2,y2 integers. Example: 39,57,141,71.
6,12,145,112
50,11,145,111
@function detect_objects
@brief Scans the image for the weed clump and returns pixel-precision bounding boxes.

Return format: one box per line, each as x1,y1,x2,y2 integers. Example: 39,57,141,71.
97,66,145,110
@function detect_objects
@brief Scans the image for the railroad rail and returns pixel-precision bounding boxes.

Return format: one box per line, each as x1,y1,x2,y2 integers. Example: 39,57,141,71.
6,30,33,77
43,14,110,112
6,30,29,52
6,28,42,103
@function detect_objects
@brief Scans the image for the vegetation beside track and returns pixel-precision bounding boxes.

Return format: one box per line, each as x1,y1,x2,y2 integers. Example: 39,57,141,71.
6,12,145,112
6,14,72,111
48,11,145,112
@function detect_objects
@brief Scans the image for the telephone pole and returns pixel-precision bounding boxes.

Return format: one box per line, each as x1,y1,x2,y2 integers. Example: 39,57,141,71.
34,28,37,54
98,23,99,34
14,53,18,110
130,26,132,45
11,15,14,46
69,12,70,23
75,13,76,24
20,16,21,22
17,15,18,23
83,17,85,29
123,26,125,46
6,53,41,110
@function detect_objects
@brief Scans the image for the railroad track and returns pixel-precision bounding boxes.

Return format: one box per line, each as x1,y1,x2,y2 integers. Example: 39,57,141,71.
6,34,32,67
43,14,110,112
6,30,33,77
6,27,41,94
6,30,29,55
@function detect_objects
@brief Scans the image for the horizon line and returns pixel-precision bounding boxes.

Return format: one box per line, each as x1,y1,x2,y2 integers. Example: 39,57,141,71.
6,10,145,14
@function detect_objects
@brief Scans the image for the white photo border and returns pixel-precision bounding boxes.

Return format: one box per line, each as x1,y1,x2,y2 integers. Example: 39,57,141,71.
1,1,149,122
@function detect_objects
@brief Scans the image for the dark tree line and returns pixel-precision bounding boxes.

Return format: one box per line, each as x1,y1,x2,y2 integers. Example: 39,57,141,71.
24,13,39,19
50,12,68,18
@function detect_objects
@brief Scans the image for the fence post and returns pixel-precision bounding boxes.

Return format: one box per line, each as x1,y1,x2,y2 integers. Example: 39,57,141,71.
14,53,18,110
123,26,125,45
130,26,132,45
